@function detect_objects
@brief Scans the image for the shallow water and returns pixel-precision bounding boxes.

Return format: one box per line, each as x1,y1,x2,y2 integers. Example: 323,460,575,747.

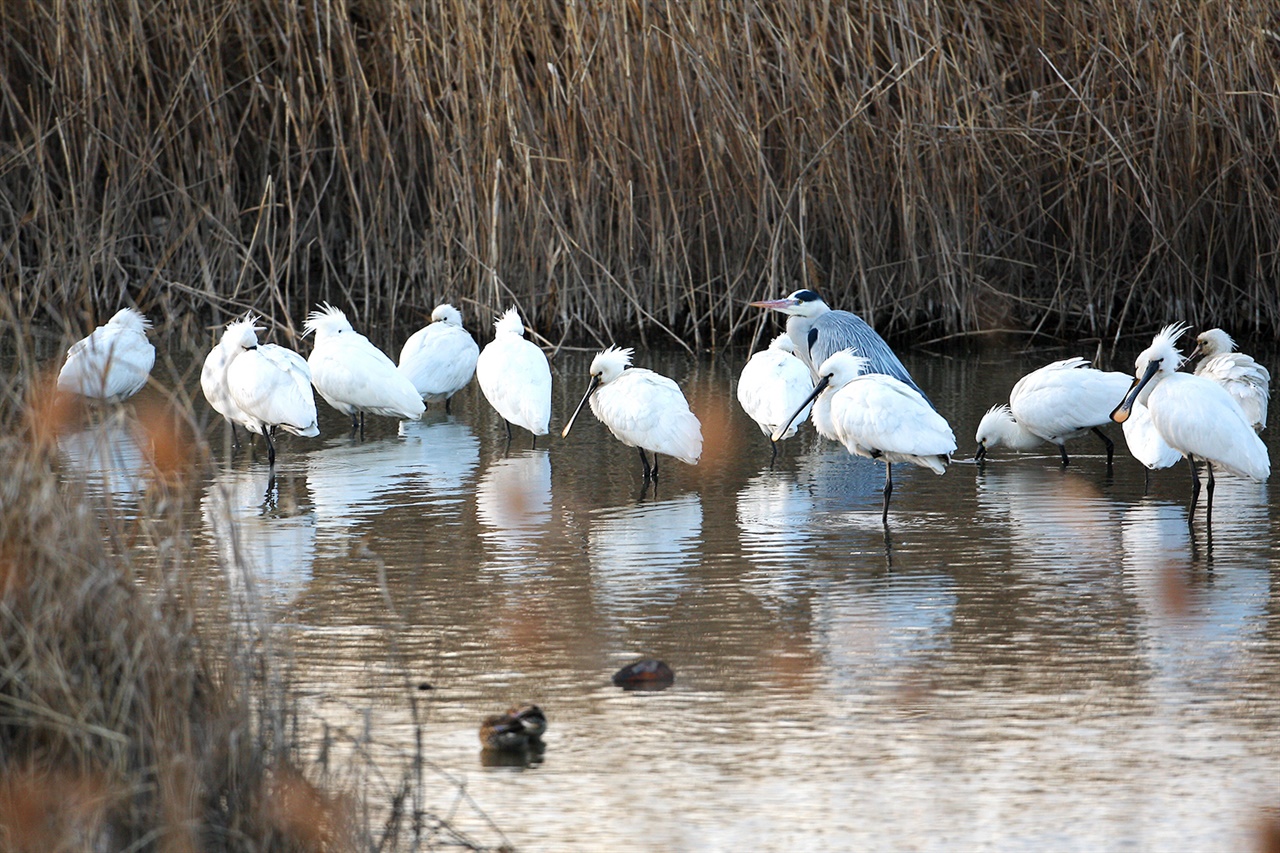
57,344,1280,852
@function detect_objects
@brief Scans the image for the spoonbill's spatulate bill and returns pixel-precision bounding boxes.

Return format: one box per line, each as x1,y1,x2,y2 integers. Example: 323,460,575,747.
57,308,155,402
221,318,320,465
736,333,815,464
775,349,955,524
749,289,930,405
1190,328,1270,432
1112,323,1269,511
397,303,480,413
974,357,1133,467
562,346,702,482
475,307,552,447
304,303,425,433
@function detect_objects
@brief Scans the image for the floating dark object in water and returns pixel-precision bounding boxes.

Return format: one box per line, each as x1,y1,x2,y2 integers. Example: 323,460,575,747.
417,682,433,691
479,703,547,755
612,659,675,691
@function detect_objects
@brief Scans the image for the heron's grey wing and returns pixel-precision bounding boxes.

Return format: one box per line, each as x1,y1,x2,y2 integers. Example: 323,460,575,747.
811,311,933,407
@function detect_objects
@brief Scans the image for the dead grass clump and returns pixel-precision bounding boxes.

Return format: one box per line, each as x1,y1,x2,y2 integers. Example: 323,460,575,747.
0,436,345,850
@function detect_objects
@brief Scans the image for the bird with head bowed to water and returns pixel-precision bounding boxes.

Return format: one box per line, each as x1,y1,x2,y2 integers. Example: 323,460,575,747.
737,333,815,465
475,307,552,447
774,349,955,525
975,357,1138,468
397,303,480,413
479,704,547,754
304,303,425,435
203,314,319,465
1190,328,1270,432
1112,323,1269,512
57,308,155,402
749,288,930,406
562,346,702,483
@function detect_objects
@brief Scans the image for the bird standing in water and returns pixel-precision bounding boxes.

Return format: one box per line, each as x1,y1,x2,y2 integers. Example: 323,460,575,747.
562,346,702,483
397,303,480,413
475,307,552,447
1112,323,1269,512
57,308,155,402
737,333,815,465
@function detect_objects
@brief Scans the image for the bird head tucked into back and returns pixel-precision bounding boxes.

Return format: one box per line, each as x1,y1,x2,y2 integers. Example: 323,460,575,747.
749,288,828,318
767,333,797,354
220,313,263,352
431,303,464,326
1112,322,1189,423
106,307,153,333
492,307,526,337
303,303,354,340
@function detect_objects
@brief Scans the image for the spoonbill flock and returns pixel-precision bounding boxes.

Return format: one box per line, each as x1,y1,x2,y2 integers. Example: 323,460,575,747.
55,292,1270,519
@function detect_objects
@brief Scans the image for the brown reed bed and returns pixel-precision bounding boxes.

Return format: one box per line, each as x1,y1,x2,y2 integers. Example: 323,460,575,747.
0,345,503,849
2,1,1279,351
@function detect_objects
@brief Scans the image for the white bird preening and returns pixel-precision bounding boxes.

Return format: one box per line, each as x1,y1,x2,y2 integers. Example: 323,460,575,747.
736,333,815,464
974,357,1132,467
1112,322,1270,511
304,303,425,434
57,308,155,402
562,346,703,483
749,289,931,406
1190,328,1270,431
208,315,319,465
773,349,956,525
475,307,552,447
397,303,480,413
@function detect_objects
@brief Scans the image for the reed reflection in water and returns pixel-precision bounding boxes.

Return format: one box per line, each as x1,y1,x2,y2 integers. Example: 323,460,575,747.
55,348,1280,851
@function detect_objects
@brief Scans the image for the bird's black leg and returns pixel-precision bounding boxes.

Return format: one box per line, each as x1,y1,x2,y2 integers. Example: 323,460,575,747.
1092,427,1115,468
768,439,778,469
230,422,241,451
349,412,359,436
1058,444,1070,466
651,454,660,481
1205,462,1216,512
359,411,365,439
638,447,652,482
505,420,513,442
531,433,537,450
1187,454,1201,514
445,398,452,414
881,462,893,526
265,427,277,467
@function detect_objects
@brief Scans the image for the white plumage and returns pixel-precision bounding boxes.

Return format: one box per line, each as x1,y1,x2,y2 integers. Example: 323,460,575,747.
57,308,155,401
562,346,702,481
737,333,814,462
1191,328,1270,431
1120,401,1181,472
204,315,319,463
397,303,480,411
304,303,425,428
1113,323,1269,507
775,349,955,523
475,307,552,443
974,357,1131,466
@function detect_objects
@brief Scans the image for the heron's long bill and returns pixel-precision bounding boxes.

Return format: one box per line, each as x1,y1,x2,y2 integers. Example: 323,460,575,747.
561,375,601,438
1110,360,1161,424
770,374,830,442
749,297,797,310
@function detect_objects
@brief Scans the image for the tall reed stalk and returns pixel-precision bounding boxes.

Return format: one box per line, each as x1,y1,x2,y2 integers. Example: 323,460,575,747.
2,1,1278,349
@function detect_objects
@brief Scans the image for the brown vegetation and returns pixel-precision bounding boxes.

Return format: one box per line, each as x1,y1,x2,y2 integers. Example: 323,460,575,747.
2,1,1279,349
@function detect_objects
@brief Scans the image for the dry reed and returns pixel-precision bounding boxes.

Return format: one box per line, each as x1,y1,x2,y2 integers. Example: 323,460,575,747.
2,1,1279,350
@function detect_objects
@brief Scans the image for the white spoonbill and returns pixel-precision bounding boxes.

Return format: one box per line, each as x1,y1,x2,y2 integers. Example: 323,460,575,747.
397,303,480,412
1190,328,1270,431
221,317,320,465
1112,323,1269,509
475,307,552,446
736,333,815,464
749,288,930,405
304,303,425,433
562,346,702,482
774,349,955,524
974,357,1130,466
57,308,155,402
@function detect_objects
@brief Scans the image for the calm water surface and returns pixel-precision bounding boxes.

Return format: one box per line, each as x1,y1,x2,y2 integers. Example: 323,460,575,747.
58,344,1280,852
